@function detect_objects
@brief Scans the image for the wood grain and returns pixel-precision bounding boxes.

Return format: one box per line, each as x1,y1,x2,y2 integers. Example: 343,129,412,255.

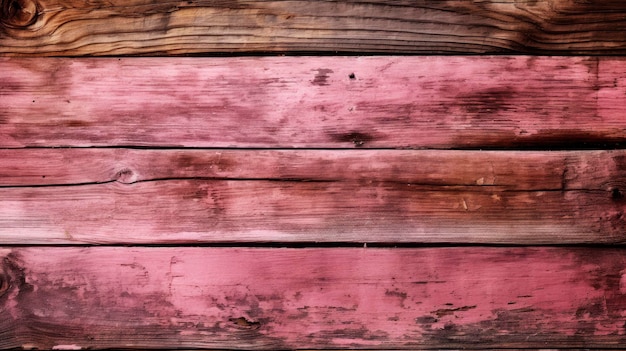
1,180,625,244
3,0,626,55
1,247,625,349
3,149,626,244
2,149,625,191
2,56,626,149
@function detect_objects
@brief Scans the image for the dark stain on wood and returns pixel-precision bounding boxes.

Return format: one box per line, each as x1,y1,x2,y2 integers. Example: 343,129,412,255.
456,130,626,150
309,327,390,343
0,78,22,99
457,87,516,116
415,316,438,324
1,253,32,300
431,305,477,318
409,249,626,347
420,308,546,347
612,154,626,171
610,187,624,201
64,120,90,128
329,132,375,147
311,68,333,86
385,289,407,299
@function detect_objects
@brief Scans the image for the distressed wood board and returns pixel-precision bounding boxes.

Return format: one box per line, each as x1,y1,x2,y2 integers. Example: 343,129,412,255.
1,149,625,244
1,247,625,349
2,56,626,149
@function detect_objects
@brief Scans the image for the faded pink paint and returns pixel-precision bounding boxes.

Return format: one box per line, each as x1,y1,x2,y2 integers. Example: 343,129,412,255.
1,56,625,148
0,247,624,349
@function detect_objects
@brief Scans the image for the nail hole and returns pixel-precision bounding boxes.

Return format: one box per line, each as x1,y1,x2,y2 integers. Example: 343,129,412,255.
349,73,356,80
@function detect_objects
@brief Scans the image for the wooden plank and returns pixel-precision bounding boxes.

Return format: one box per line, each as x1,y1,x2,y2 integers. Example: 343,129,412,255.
2,148,626,244
2,56,626,149
1,149,624,191
1,178,625,244
3,0,626,55
1,247,625,349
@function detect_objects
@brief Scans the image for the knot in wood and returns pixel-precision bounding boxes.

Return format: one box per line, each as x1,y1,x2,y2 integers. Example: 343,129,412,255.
115,168,136,184
1,0,38,29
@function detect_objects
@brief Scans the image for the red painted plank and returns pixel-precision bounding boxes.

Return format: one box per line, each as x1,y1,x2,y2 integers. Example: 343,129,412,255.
2,56,625,148
1,247,625,349
0,179,624,244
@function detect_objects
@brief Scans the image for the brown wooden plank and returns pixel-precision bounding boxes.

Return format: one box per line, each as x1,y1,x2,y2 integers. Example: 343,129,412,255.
1,177,624,244
3,0,626,55
2,56,626,149
2,149,624,191
1,247,625,349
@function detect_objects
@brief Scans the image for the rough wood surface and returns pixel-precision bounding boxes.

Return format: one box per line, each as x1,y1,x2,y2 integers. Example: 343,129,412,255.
2,180,624,244
3,0,626,55
1,149,624,191
1,148,625,244
2,56,626,149
1,247,625,349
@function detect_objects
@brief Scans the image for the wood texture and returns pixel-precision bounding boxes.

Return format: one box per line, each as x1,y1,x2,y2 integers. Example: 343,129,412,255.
2,56,626,149
3,0,626,55
1,247,625,349
1,149,626,244
1,149,624,190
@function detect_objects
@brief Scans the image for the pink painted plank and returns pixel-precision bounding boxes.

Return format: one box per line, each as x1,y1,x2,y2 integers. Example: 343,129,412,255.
1,149,624,191
1,247,625,349
2,56,625,148
0,178,624,244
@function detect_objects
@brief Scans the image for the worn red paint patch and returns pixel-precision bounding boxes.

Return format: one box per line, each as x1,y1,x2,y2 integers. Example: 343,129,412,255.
0,247,625,349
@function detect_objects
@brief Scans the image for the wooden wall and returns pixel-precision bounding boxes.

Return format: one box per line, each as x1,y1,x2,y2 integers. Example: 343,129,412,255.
1,0,626,349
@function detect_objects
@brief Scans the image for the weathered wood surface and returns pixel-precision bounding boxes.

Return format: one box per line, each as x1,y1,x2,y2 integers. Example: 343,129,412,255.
3,0,626,55
2,56,626,149
1,149,624,190
1,247,625,349
1,149,626,244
